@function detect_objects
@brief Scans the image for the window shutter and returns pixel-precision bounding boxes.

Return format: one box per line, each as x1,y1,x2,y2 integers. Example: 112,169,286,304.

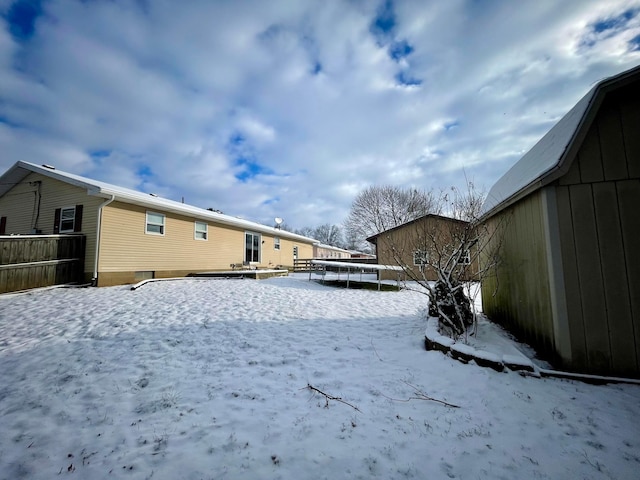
74,204,83,232
53,208,61,234
0,216,6,235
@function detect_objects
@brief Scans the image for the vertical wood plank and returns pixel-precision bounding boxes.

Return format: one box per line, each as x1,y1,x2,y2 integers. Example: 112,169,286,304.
618,179,640,371
559,158,581,186
593,182,637,374
0,235,85,293
598,102,628,180
570,184,611,373
619,89,640,178
578,125,605,183
556,185,587,369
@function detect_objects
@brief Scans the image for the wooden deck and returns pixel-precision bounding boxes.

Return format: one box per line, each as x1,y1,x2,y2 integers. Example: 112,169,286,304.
189,269,289,280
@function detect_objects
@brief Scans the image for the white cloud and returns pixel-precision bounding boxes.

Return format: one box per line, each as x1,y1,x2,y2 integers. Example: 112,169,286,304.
0,0,639,231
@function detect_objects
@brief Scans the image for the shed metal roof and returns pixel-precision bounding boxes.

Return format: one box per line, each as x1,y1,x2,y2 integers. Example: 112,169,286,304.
0,161,318,244
481,64,640,218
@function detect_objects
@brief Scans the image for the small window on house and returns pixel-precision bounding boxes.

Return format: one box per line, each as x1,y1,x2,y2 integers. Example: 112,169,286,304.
59,206,76,233
146,212,165,235
195,221,208,240
457,249,471,265
274,236,280,250
54,205,83,234
413,250,428,266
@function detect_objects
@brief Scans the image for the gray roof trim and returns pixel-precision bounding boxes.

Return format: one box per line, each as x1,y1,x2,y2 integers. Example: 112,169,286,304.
481,64,640,219
0,161,318,244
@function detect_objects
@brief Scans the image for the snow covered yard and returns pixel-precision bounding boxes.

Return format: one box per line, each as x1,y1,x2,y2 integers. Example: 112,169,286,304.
0,277,639,480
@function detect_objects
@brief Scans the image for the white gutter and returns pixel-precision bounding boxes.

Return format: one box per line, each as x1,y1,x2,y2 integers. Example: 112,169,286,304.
93,194,115,285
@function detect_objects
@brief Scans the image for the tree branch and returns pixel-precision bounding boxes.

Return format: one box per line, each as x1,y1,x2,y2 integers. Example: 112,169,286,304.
302,384,362,412
379,381,460,408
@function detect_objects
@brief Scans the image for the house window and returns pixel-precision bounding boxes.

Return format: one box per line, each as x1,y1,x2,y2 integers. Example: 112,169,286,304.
245,232,261,263
54,205,83,234
458,249,471,265
274,236,280,250
413,250,428,266
293,245,298,260
146,212,165,235
59,206,76,233
195,221,208,240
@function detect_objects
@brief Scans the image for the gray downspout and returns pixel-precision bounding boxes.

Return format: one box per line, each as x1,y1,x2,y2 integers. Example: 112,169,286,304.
93,195,115,285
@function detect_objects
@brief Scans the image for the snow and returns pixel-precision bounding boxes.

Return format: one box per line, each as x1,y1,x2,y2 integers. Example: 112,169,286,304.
311,260,404,271
503,354,536,370
480,85,596,216
1,275,639,479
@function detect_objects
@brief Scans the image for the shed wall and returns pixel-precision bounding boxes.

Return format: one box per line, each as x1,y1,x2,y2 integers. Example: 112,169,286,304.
481,190,556,357
554,85,640,375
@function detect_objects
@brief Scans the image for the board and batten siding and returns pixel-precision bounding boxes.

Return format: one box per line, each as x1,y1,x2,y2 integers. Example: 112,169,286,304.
481,190,556,359
0,172,101,280
554,85,640,376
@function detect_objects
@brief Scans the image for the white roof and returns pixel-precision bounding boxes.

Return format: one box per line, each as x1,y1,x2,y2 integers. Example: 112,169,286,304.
482,64,640,217
0,161,318,244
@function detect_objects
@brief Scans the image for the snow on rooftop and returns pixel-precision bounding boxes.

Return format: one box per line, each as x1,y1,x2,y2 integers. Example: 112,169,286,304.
8,161,316,243
481,86,597,215
482,64,640,217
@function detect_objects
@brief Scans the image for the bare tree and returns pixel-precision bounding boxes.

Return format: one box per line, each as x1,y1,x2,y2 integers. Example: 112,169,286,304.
344,185,438,247
343,227,363,251
367,182,506,340
294,226,316,238
313,224,344,247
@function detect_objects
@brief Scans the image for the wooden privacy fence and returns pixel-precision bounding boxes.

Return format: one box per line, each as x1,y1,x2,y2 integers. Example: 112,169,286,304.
0,235,86,294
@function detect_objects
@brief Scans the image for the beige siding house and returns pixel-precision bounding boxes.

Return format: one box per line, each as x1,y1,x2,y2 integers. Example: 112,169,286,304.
313,243,352,259
480,65,640,377
0,162,316,286
367,214,477,281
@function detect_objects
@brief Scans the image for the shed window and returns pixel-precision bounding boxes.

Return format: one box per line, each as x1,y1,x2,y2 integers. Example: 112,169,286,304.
457,249,471,265
413,250,429,266
146,212,165,235
195,221,208,240
274,236,280,250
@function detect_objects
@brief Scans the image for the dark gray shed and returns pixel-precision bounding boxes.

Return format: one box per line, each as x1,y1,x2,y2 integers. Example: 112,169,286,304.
480,65,640,377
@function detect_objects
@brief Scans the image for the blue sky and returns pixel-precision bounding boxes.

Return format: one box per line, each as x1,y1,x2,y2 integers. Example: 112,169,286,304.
1,0,639,230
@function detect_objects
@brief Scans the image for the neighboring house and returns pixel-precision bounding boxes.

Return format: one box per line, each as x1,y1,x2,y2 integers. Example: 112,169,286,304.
480,65,640,377
366,214,476,281
313,243,352,259
349,251,376,260
0,161,316,286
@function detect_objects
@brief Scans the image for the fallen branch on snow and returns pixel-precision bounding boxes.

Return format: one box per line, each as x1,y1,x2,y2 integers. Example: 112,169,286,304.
302,384,361,412
380,381,460,408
